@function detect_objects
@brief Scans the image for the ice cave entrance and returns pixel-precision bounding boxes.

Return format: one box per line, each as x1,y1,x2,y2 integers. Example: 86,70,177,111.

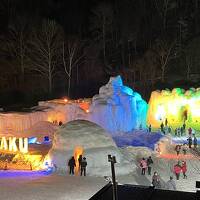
73,146,84,174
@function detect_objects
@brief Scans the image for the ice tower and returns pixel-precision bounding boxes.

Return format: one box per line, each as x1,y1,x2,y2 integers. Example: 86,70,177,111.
89,75,148,133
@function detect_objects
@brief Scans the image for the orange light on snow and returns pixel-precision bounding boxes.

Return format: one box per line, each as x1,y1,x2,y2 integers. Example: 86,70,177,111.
74,146,84,174
64,98,68,103
79,101,90,113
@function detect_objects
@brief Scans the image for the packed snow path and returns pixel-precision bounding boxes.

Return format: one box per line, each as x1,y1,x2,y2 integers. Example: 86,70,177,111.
0,174,106,200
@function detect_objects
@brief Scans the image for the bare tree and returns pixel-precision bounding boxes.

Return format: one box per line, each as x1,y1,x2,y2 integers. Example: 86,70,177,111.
29,19,63,94
3,16,30,84
90,2,113,64
185,53,192,80
0,0,16,21
153,39,176,82
154,0,177,30
62,37,85,97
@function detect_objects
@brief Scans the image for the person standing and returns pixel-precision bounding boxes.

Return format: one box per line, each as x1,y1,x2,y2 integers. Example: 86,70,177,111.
148,124,152,133
175,145,181,156
193,135,198,149
173,162,182,180
175,128,177,136
177,128,181,137
181,161,187,179
160,122,164,133
80,157,87,176
183,123,186,132
182,143,188,155
166,176,176,190
68,156,76,175
78,155,82,170
168,126,171,134
152,171,161,189
188,127,192,137
147,156,153,175
188,136,192,148
140,158,147,175
165,118,168,126
180,127,183,136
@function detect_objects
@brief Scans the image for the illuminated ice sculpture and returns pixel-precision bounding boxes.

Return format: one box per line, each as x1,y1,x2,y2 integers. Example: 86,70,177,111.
147,88,200,130
89,76,148,133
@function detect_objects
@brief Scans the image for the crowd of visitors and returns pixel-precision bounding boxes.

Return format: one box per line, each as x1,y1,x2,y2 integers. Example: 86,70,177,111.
139,156,188,191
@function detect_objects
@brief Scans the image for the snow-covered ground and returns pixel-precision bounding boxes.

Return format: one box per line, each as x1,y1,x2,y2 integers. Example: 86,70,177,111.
0,173,106,200
0,139,199,200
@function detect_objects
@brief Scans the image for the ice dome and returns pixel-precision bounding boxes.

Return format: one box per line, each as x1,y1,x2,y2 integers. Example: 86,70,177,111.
49,120,134,176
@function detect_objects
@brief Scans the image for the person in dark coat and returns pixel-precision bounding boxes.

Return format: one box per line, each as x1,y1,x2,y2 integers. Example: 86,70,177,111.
193,136,198,148
188,127,192,136
183,123,186,132
148,124,152,133
152,171,161,189
175,128,177,136
68,156,76,175
187,136,192,148
80,157,87,176
180,127,183,136
78,155,82,170
168,126,171,134
165,118,168,126
147,156,153,175
160,122,164,133
175,145,181,156
182,143,188,155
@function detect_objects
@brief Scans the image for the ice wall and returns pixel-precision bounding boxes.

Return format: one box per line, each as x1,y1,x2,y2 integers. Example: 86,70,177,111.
88,76,148,133
0,76,148,135
0,102,87,135
147,88,200,130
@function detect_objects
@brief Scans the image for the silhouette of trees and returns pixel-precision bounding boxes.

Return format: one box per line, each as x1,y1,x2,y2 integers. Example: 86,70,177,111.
61,37,86,97
28,19,63,94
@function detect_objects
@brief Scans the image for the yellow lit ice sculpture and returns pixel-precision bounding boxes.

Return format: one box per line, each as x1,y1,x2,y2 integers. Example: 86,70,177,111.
147,88,200,130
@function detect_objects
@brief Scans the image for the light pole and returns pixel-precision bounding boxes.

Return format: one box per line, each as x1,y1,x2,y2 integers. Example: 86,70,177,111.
108,155,118,200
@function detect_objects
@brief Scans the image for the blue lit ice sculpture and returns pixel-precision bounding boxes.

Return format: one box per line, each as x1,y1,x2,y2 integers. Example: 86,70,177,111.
89,75,148,133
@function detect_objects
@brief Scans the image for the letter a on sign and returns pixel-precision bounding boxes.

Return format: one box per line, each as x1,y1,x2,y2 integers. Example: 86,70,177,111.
0,137,8,150
9,137,18,152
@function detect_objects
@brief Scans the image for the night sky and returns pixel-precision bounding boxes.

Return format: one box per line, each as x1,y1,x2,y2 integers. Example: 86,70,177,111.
0,0,200,108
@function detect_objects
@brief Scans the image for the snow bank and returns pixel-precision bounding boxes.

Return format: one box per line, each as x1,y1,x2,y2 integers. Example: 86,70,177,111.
112,131,163,150
49,120,135,176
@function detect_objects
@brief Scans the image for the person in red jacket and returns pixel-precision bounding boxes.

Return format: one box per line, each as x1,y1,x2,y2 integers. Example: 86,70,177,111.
181,161,187,179
173,161,182,180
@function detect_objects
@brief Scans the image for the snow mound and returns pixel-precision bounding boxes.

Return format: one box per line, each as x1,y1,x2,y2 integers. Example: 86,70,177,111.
123,146,154,161
49,120,134,176
89,75,148,133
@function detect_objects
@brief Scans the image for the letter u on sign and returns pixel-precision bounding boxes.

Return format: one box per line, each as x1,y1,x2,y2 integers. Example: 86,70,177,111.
19,138,28,153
